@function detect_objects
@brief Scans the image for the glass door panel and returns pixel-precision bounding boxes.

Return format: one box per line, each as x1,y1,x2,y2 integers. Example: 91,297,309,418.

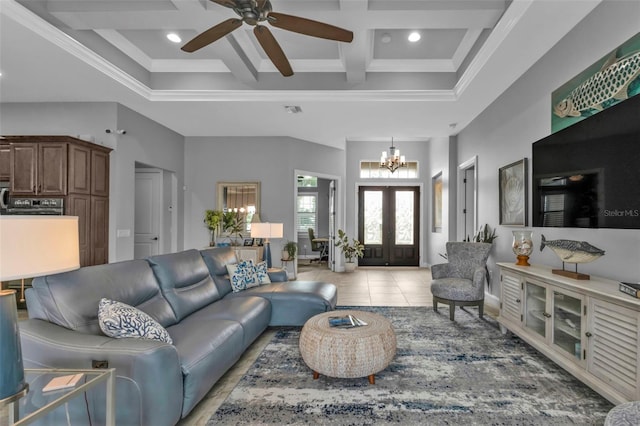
363,190,383,245
524,281,547,339
395,191,414,245
553,291,582,361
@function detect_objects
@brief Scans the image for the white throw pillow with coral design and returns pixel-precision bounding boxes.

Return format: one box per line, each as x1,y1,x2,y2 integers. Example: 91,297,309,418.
98,298,173,344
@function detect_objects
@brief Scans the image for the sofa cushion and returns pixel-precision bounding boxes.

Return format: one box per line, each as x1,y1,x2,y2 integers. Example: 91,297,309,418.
147,250,221,321
186,296,271,349
225,281,338,326
167,318,244,417
29,259,177,334
226,260,258,292
98,298,173,344
200,247,237,297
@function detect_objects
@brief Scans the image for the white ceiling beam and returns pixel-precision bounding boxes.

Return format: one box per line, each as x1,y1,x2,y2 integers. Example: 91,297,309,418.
368,59,456,73
342,29,369,83
451,28,483,70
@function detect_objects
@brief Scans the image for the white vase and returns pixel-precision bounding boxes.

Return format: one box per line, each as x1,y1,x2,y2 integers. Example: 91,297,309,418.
344,262,356,272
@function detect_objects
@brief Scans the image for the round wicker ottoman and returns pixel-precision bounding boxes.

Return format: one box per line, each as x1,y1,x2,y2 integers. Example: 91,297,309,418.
299,310,396,384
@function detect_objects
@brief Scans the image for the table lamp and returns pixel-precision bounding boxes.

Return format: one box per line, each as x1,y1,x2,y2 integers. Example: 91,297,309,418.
250,222,283,268
0,216,80,401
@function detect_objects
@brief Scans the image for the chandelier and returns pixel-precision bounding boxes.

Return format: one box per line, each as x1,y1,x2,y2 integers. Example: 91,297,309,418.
380,138,407,173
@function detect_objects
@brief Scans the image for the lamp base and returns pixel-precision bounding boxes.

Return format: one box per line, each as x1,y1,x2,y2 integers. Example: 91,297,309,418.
515,255,531,266
263,241,272,268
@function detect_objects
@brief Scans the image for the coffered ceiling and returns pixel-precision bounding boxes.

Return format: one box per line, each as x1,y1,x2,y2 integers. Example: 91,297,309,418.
0,0,601,148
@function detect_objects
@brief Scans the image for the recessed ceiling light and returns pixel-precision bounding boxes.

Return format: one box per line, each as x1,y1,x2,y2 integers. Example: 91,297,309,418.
167,33,182,43
408,32,421,43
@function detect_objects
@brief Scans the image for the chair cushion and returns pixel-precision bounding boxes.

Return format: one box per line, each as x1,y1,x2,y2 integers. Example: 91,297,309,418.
431,278,482,302
98,298,173,344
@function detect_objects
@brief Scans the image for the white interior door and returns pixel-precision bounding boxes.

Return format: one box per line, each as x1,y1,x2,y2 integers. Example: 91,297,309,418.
134,169,162,259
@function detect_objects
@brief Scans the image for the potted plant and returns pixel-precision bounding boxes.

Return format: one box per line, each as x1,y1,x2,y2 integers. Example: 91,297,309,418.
222,211,244,245
204,209,224,246
282,241,297,261
335,229,364,272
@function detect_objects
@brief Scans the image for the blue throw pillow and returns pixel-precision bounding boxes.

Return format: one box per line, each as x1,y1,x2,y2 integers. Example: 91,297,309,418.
98,298,173,344
226,260,258,292
254,261,271,285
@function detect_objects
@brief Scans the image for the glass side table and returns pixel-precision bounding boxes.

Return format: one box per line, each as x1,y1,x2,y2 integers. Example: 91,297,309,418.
0,368,115,425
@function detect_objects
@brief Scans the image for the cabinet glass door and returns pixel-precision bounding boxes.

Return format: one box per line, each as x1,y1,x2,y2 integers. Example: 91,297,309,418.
524,281,547,338
553,291,582,361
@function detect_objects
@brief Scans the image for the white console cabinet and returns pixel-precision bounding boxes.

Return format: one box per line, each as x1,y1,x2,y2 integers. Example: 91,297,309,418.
497,263,640,404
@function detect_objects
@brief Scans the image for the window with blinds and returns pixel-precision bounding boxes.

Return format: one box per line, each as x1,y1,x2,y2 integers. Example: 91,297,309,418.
297,194,317,233
360,161,419,179
542,193,566,226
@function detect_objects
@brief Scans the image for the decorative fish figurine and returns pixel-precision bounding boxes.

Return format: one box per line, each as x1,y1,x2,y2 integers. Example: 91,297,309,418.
553,50,640,118
540,235,605,264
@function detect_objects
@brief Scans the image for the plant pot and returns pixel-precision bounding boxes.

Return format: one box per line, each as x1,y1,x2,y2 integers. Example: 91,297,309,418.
344,262,356,272
282,251,290,261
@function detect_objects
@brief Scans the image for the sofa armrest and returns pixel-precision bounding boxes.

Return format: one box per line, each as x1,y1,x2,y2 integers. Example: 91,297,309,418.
19,319,183,426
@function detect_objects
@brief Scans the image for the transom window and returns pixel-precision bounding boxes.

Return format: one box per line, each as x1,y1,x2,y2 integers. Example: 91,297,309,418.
360,161,419,179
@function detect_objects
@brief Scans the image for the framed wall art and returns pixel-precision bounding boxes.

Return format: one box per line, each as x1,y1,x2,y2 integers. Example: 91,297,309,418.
499,158,528,226
432,172,443,233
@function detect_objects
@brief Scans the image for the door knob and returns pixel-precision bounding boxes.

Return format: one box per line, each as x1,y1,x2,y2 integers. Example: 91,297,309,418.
152,237,158,241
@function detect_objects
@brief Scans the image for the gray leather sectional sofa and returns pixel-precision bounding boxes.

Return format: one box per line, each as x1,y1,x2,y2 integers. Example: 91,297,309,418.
20,247,337,426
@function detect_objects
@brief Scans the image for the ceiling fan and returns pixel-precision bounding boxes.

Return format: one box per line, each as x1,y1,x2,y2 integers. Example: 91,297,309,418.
181,0,354,77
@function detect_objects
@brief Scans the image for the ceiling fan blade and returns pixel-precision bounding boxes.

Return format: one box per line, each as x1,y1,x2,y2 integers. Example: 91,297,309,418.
257,0,268,9
268,12,353,43
181,18,242,53
253,26,293,77
210,0,237,8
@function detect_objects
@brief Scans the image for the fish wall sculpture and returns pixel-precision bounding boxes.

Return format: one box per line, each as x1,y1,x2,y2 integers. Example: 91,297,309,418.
553,50,640,118
540,235,605,264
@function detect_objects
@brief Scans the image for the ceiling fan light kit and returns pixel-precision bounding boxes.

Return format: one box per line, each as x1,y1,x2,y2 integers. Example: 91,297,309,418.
181,0,353,76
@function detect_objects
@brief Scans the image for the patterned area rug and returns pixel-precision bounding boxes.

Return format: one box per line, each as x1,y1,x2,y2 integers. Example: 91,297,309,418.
208,306,613,425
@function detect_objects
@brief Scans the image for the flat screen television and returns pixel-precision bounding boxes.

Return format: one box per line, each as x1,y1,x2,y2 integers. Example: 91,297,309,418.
532,94,640,229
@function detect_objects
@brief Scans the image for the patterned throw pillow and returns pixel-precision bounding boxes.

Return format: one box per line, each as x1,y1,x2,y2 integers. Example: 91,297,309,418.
226,260,258,292
254,261,271,285
98,298,173,344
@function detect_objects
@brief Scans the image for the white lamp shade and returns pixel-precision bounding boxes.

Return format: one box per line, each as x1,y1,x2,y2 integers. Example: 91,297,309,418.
0,216,80,281
250,222,283,239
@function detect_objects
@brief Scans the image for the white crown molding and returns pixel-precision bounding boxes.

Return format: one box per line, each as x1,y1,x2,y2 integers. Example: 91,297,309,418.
148,89,456,103
151,59,229,73
368,59,456,73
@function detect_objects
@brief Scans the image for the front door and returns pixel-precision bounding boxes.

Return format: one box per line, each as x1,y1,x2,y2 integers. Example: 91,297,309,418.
358,186,420,266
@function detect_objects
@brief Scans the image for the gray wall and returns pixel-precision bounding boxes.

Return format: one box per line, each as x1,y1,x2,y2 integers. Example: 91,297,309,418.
455,0,640,290
0,102,185,262
183,136,344,266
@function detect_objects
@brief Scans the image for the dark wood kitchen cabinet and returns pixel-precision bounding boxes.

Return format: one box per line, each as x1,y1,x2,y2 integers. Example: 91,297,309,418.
9,141,67,195
0,144,10,181
4,136,112,266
